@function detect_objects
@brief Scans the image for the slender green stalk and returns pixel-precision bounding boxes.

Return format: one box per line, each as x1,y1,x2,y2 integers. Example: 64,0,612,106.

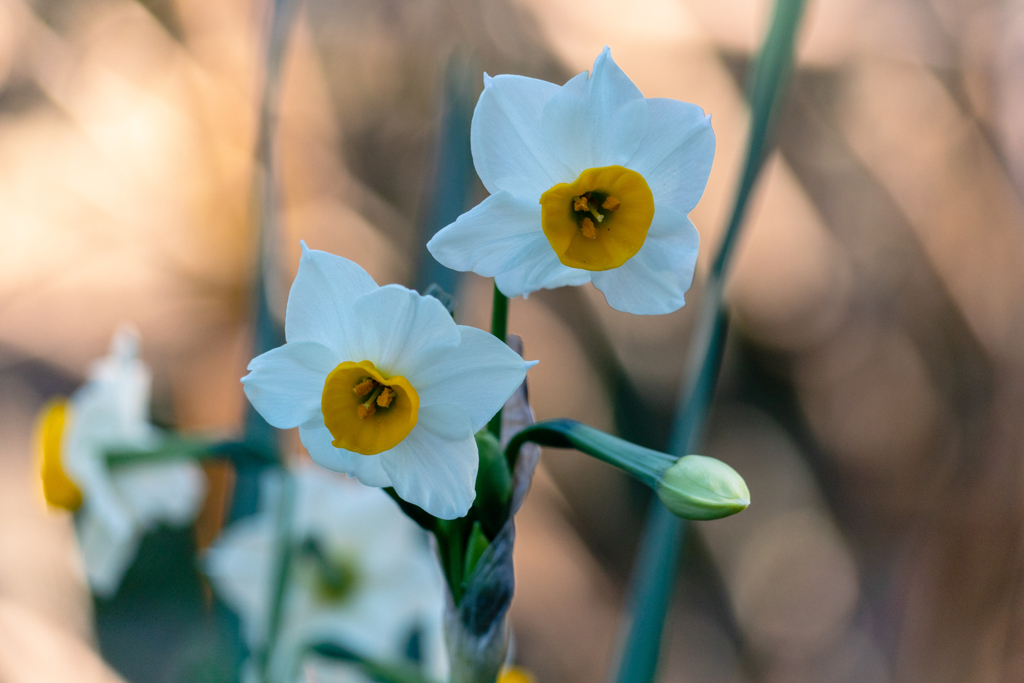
610,1,807,682
233,0,298,519
487,284,509,438
259,471,297,683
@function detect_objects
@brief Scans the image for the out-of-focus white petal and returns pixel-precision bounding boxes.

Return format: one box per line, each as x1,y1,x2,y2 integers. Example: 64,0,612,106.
493,234,591,298
76,504,138,598
408,326,534,433
242,341,337,429
590,207,699,315
427,192,545,277
285,242,378,355
470,74,573,198
298,418,393,488
628,98,715,214
114,461,206,528
203,514,273,646
204,466,445,678
347,285,461,378
380,406,477,520
542,47,648,172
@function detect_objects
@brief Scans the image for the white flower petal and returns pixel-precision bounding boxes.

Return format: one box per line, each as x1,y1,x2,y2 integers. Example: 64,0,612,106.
628,98,715,214
542,47,648,172
242,341,337,429
380,405,476,519
298,418,393,488
113,461,206,528
285,242,379,354
203,514,273,646
590,207,699,315
470,74,573,199
427,192,545,277
409,326,534,433
76,503,138,598
347,285,460,377
493,234,591,298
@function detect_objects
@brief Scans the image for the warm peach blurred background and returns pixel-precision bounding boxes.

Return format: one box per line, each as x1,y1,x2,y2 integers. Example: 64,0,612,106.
2,0,1024,681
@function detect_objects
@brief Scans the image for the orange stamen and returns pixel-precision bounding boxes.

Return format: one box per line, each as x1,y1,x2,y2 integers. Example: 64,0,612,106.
573,195,589,212
377,387,395,408
357,403,376,419
602,196,620,211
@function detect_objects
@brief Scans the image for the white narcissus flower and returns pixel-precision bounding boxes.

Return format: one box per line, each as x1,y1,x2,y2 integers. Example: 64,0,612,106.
204,465,447,683
427,47,715,315
241,243,535,520
35,328,206,597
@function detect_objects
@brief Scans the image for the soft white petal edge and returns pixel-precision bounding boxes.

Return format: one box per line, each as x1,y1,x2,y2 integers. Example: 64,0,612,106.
285,242,379,355
114,461,207,527
409,325,535,433
628,98,715,214
591,206,700,315
76,505,139,597
493,232,591,298
470,74,572,199
348,285,460,377
298,417,393,488
428,192,539,275
379,405,476,519
242,341,337,429
541,47,648,172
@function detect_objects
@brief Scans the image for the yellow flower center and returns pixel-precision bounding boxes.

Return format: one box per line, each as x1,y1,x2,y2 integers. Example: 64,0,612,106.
539,165,655,271
498,666,535,683
34,398,83,511
321,360,419,455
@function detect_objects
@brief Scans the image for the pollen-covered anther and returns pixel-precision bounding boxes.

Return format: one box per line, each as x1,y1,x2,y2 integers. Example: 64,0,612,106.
376,387,395,408
602,196,620,211
581,217,597,239
352,378,375,397
356,403,376,419
573,195,589,212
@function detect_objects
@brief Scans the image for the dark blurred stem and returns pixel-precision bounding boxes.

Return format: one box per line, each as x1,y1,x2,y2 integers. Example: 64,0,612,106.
610,1,806,682
487,284,509,439
243,1,298,682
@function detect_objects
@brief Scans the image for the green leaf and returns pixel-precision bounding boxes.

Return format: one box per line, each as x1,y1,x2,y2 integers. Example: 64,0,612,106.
308,642,438,683
505,419,676,489
461,521,490,589
471,430,512,538
611,1,808,682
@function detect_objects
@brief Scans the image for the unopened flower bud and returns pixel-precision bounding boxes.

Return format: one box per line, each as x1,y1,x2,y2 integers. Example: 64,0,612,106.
656,455,749,520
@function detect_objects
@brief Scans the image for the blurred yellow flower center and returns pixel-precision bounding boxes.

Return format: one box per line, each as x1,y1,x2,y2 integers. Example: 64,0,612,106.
539,165,654,270
498,666,536,683
321,360,419,455
35,399,83,511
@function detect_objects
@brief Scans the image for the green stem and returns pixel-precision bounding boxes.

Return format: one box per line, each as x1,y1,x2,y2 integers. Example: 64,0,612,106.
487,284,509,439
610,1,807,682
259,471,297,683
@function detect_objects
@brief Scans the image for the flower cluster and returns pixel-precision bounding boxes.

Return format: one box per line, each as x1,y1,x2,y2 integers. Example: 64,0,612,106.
37,47,747,683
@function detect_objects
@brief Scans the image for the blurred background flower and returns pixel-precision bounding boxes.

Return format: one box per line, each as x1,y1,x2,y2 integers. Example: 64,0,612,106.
203,464,446,683
1,0,1023,682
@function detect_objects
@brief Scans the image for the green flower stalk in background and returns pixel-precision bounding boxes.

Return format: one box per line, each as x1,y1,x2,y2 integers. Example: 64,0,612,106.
241,243,535,519
34,327,206,597
204,464,447,683
428,47,715,315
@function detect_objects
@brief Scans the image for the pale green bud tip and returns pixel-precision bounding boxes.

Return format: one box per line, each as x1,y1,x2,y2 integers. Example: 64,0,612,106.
656,455,750,520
